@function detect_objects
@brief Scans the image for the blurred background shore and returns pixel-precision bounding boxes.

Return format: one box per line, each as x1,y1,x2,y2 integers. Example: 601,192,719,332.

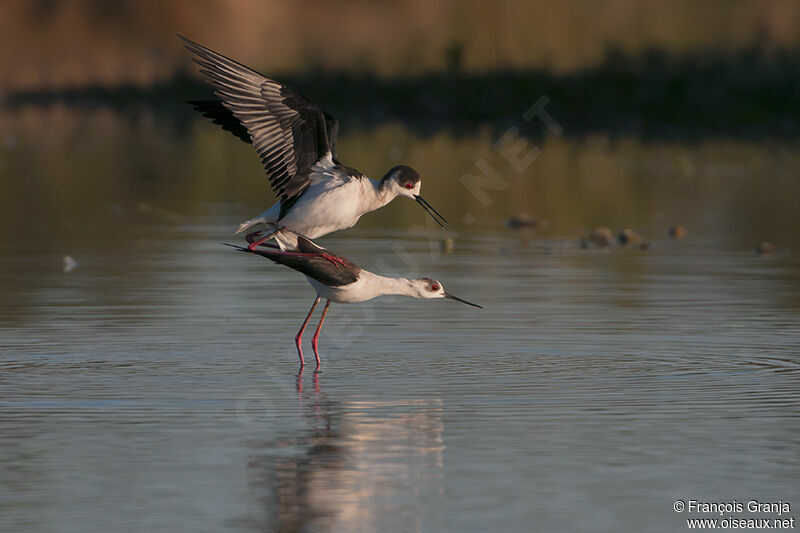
2,0,800,270
5,0,800,87
5,0,800,136
2,0,800,250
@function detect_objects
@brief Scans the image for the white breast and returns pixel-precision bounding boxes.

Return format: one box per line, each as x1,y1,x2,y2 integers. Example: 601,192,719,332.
282,177,376,239
305,271,409,304
306,276,373,304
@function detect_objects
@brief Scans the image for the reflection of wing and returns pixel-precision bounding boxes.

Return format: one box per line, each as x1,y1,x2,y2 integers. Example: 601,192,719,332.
181,36,339,204
225,238,360,287
263,399,445,532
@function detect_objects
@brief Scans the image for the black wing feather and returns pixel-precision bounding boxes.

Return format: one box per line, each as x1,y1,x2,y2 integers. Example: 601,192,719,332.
188,100,250,144
181,36,338,205
323,112,339,157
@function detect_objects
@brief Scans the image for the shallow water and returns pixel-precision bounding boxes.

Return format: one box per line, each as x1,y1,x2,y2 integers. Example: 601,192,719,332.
1,110,800,531
2,225,799,532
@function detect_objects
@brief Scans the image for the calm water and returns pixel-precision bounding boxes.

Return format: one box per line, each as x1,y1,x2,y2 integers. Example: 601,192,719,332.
1,109,800,532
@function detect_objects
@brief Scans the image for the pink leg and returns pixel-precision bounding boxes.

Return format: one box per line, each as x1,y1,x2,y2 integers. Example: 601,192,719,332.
311,300,331,368
295,297,320,367
296,367,304,394
247,227,283,250
245,231,263,244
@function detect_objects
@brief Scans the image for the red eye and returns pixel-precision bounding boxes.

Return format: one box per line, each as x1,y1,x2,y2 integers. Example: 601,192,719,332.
405,183,414,189
432,284,439,291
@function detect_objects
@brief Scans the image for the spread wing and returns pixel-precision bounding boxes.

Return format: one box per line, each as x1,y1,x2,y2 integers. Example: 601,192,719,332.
188,100,251,144
181,36,339,204
188,100,340,156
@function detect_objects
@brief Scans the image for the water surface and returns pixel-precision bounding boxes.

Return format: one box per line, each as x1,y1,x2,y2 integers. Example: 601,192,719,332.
1,110,799,532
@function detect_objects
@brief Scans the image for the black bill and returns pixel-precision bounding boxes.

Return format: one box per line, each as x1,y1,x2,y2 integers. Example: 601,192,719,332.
415,195,448,229
445,292,483,308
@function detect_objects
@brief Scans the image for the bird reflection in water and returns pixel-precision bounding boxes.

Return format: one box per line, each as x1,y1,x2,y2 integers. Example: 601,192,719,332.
244,369,446,531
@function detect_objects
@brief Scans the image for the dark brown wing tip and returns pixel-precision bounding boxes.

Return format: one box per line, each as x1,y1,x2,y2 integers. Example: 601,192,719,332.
297,235,325,252
178,34,204,53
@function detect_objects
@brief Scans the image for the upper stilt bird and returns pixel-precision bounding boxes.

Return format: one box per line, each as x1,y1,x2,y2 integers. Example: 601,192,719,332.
225,234,481,368
181,36,448,250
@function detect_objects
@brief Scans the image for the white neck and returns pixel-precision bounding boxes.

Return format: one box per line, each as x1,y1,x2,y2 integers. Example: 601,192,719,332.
364,179,399,212
365,273,417,298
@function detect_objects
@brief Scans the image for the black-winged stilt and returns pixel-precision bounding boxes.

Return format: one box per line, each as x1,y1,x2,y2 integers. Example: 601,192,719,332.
224,234,480,368
181,37,447,251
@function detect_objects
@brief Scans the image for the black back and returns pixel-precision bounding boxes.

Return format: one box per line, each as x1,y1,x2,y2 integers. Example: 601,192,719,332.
229,237,360,287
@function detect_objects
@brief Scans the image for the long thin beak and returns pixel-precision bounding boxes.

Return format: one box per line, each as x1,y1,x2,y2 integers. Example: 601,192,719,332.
415,195,448,229
445,292,483,308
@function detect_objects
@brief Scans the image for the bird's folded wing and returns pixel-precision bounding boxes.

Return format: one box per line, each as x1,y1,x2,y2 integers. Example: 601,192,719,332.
242,245,360,287
181,36,339,203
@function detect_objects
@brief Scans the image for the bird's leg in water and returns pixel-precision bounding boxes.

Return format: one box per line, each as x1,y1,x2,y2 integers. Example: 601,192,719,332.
295,296,320,366
311,300,331,368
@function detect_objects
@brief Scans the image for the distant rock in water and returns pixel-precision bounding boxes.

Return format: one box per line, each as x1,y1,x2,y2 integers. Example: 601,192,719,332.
580,226,614,248
668,225,686,239
440,238,455,254
754,242,775,255
591,227,613,247
504,214,547,230
617,228,642,246
63,255,78,273
579,227,649,250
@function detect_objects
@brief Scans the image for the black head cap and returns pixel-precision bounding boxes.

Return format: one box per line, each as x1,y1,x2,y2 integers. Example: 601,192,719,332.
381,165,420,187
419,277,442,292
